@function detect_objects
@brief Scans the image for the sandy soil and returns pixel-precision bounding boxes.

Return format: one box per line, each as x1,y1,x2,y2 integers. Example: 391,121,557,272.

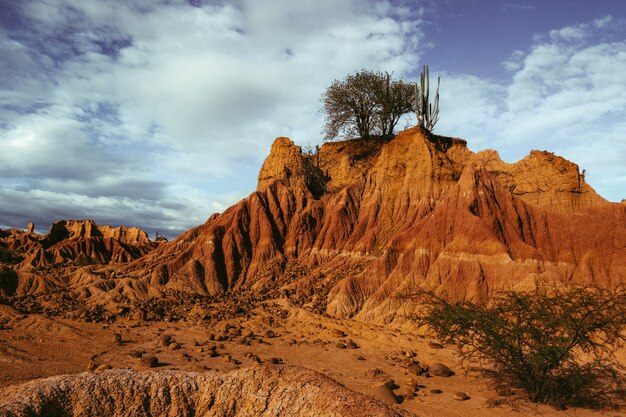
0,300,624,417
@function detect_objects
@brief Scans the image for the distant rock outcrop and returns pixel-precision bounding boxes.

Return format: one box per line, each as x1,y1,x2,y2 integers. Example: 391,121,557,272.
0,220,157,297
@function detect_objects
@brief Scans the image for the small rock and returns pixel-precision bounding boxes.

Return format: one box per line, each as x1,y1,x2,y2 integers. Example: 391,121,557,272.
331,329,346,338
428,341,444,349
430,389,442,394
137,355,158,368
242,329,254,338
168,342,181,350
346,340,359,349
129,350,143,358
264,329,276,338
383,379,398,390
495,386,514,396
336,342,346,349
86,362,98,371
112,333,122,344
267,357,281,365
376,385,400,404
159,335,172,346
429,362,453,377
454,392,469,401
223,354,232,363
95,364,112,372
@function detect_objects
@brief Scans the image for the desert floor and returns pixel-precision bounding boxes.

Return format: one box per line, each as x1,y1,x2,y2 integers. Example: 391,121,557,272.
1,300,624,417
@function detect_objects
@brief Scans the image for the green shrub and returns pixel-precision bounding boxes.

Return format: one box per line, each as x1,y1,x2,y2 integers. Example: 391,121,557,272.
415,287,626,408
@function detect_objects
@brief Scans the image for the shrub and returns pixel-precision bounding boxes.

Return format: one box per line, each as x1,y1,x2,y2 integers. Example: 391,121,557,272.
414,287,626,408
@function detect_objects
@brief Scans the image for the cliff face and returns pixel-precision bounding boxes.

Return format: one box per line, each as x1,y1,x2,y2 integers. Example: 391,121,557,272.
3,127,623,324
111,127,624,324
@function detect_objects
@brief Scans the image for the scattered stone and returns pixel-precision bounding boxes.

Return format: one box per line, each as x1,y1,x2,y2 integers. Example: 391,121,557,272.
267,357,282,365
428,341,444,349
129,350,143,358
430,389,442,394
383,379,398,390
336,342,346,349
264,330,276,338
112,333,122,344
331,329,346,338
242,329,254,338
346,340,359,349
86,362,98,371
136,355,158,368
223,354,232,363
159,335,172,346
168,342,181,350
429,362,453,377
207,350,218,358
375,385,400,404
495,386,514,396
454,391,469,401
355,355,366,361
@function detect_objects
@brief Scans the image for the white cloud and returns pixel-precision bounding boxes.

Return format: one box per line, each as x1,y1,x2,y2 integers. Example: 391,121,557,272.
438,17,626,201
0,0,424,236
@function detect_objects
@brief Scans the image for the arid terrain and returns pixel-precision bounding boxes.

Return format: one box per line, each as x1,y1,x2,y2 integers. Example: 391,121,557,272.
1,127,625,416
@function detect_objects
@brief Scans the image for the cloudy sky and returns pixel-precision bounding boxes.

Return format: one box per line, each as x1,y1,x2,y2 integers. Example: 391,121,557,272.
1,0,625,238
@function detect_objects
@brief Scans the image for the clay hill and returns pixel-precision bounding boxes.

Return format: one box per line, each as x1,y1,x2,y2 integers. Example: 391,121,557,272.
3,126,622,325
0,220,159,299
106,127,624,323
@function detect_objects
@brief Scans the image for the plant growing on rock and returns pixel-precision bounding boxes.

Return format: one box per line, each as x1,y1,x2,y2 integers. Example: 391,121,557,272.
414,286,626,408
321,70,414,141
414,65,440,132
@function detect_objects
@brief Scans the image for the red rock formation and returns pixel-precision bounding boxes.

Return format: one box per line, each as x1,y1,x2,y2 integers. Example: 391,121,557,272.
0,220,157,273
3,127,624,323
112,127,624,325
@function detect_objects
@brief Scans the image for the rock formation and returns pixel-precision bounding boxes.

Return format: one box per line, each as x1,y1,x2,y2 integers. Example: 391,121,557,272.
2,127,624,324
0,366,411,417
0,220,158,297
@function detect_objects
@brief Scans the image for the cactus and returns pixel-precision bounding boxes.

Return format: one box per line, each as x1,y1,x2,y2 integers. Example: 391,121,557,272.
415,65,440,132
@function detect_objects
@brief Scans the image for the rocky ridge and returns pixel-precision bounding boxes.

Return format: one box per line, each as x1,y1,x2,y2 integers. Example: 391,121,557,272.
1,127,624,325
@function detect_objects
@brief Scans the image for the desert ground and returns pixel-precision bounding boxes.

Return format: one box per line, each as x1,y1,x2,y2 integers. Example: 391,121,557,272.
1,299,624,416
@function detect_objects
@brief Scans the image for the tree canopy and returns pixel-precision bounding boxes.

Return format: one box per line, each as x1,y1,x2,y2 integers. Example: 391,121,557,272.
321,70,414,141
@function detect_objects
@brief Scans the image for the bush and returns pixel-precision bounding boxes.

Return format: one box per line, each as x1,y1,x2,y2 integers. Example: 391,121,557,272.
415,287,626,408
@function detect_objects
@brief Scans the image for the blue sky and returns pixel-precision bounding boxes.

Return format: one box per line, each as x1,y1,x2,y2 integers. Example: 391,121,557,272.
1,0,625,238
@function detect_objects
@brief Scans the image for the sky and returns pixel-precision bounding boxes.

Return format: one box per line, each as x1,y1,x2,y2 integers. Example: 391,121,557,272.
0,0,625,239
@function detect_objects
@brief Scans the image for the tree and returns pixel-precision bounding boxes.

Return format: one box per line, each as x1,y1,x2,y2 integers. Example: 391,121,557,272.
414,287,626,408
321,70,414,141
377,73,415,136
415,65,440,132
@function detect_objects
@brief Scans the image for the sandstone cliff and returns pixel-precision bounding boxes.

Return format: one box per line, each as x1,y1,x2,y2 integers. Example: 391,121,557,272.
2,127,624,324
0,220,157,297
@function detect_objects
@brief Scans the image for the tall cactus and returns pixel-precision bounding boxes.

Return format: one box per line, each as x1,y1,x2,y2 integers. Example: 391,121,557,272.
415,65,440,132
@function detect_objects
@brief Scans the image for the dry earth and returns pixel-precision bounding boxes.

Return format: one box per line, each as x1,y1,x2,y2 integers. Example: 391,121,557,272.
1,300,624,416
